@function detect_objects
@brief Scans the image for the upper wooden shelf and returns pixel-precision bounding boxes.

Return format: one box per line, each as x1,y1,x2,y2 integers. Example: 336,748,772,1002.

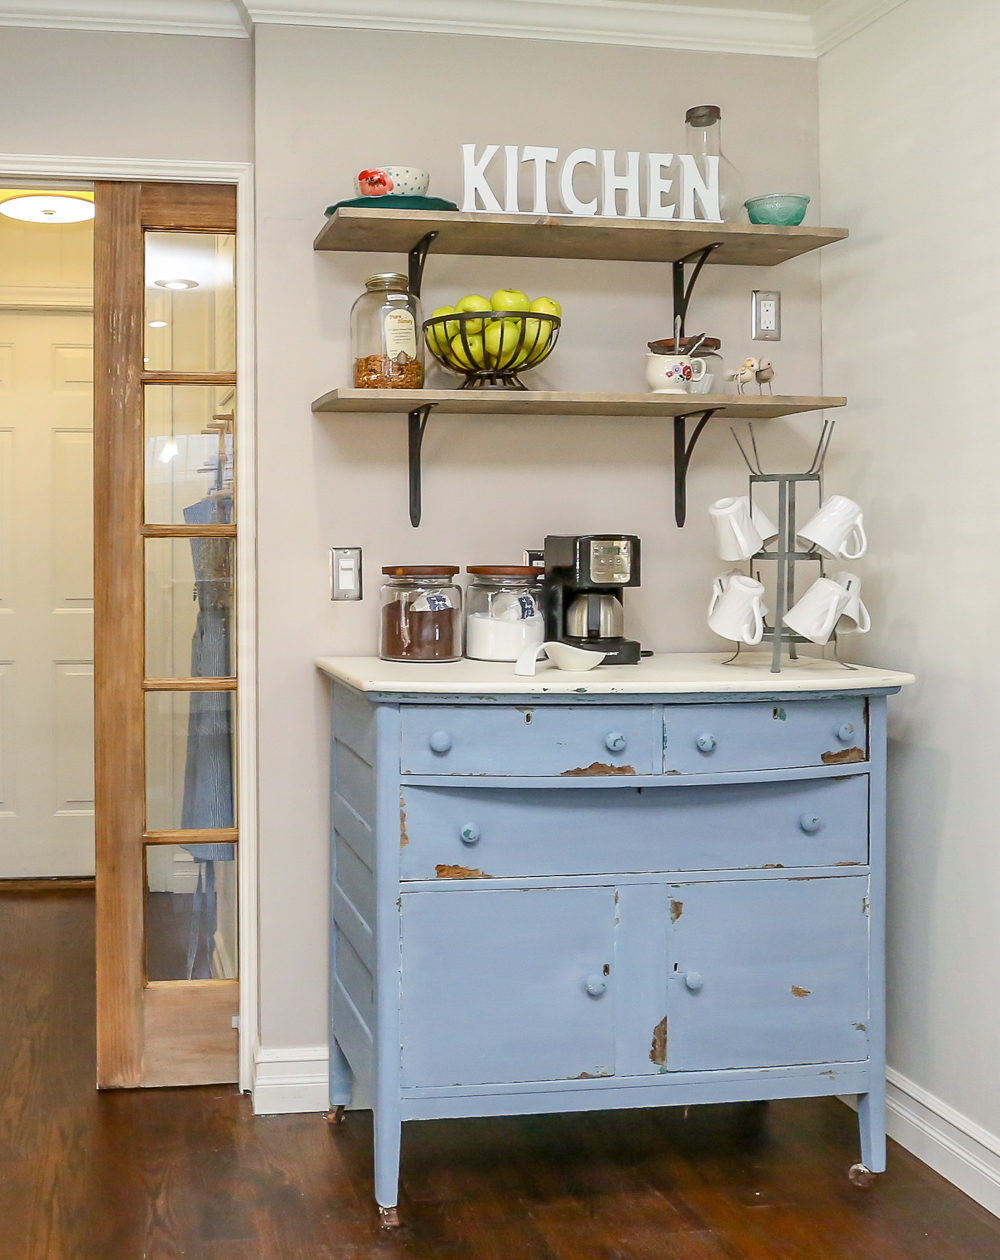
312,389,845,420
313,207,847,267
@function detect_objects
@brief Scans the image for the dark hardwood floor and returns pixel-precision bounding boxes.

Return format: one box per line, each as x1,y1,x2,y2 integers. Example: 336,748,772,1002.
3,887,1000,1260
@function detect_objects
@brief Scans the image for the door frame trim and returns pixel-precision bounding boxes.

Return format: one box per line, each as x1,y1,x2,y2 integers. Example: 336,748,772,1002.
0,153,258,1092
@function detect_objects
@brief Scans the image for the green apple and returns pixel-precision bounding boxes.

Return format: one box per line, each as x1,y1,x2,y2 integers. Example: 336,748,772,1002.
430,304,459,342
483,318,522,368
449,332,485,370
529,296,561,318
455,293,491,334
490,287,530,312
516,317,550,365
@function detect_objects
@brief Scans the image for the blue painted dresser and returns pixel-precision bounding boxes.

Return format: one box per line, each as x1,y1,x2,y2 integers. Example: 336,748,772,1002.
318,653,913,1224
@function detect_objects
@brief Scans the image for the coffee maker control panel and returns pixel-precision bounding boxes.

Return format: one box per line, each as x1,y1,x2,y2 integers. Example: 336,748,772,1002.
589,539,633,585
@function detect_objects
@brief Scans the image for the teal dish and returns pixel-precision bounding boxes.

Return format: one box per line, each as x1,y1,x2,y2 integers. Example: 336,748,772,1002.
745,193,810,226
325,194,459,215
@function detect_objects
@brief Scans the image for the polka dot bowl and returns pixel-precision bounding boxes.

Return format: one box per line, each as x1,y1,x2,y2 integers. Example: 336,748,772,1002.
355,166,431,198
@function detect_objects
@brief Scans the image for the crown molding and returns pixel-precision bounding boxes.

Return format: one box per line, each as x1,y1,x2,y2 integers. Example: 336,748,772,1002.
0,0,247,37
812,0,907,56
244,0,816,58
0,0,907,56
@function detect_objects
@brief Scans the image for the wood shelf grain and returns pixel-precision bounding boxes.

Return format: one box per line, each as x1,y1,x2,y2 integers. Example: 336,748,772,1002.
314,207,847,267
312,389,846,420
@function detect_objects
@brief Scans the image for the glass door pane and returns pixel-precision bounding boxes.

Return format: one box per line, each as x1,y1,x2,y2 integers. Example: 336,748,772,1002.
145,537,234,679
145,691,235,832
144,231,235,371
144,385,234,524
146,843,237,981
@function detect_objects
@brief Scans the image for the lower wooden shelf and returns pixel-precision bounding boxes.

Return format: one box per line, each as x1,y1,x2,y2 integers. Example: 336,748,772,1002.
311,389,847,528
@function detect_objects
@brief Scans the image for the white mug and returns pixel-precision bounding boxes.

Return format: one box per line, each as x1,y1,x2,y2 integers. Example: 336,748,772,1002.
645,353,707,394
798,495,868,560
783,577,851,645
709,496,775,562
831,571,871,633
708,574,767,645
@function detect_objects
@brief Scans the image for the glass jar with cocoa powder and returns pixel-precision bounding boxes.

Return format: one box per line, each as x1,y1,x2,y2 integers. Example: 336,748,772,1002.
379,566,461,662
351,273,424,389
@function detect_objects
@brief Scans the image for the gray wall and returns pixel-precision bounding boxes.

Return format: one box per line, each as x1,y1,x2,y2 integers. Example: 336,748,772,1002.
0,25,251,161
253,23,823,1051
819,0,1000,1201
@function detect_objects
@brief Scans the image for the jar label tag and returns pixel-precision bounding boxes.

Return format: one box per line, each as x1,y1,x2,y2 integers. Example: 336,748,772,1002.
384,309,417,360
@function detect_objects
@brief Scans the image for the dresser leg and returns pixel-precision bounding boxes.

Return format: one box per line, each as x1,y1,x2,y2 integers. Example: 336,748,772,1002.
374,1110,402,1224
856,1087,887,1175
379,1206,401,1229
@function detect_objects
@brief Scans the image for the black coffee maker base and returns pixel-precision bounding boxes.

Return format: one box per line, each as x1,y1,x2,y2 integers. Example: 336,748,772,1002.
561,637,642,665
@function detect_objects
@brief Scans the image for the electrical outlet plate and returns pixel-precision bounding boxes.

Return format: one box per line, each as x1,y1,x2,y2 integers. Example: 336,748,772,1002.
331,547,362,600
752,290,781,341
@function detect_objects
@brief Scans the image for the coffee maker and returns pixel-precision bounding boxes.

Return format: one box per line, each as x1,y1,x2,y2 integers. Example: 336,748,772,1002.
542,535,641,665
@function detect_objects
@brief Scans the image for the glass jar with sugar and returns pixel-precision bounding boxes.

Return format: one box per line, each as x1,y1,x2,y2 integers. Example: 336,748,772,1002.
465,566,545,662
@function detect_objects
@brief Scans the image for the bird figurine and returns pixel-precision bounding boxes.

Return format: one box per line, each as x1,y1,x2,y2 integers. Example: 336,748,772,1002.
755,358,775,394
726,357,758,394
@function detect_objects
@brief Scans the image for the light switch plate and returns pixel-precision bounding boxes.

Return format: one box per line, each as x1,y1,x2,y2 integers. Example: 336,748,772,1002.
752,290,781,341
331,547,363,600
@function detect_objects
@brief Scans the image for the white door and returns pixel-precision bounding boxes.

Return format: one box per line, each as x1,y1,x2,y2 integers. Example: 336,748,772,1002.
0,311,94,876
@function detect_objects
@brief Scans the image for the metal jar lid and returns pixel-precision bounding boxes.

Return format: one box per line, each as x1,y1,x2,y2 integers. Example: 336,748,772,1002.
685,105,722,126
365,273,409,292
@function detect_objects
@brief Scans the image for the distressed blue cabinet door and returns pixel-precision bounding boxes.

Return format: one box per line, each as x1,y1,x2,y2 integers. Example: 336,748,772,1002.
400,888,617,1086
666,876,869,1071
399,705,658,776
663,699,867,774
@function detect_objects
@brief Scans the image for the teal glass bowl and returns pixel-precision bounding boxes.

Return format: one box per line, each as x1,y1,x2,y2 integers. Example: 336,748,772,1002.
745,193,810,226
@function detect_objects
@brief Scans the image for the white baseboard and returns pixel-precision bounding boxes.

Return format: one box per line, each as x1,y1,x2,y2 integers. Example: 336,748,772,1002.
882,1068,1000,1218
251,1046,1000,1220
251,1046,330,1115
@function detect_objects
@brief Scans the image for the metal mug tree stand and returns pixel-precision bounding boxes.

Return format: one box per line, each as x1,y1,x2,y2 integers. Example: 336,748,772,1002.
728,417,854,675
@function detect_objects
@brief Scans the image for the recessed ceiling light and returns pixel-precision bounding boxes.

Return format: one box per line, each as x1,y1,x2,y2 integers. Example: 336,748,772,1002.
148,321,168,328
154,278,198,290
0,194,95,224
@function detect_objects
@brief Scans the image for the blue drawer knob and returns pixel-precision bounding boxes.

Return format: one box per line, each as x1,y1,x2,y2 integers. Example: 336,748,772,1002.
460,823,481,845
684,971,704,992
799,813,822,834
837,722,855,742
696,733,717,753
605,732,627,753
584,975,607,997
428,730,452,754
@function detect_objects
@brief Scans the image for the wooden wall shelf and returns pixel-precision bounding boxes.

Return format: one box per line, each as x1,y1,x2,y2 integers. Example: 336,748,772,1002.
314,208,847,268
312,389,844,419
314,390,845,528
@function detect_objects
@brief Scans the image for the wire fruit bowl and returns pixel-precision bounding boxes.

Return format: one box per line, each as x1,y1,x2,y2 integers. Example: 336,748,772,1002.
423,310,560,389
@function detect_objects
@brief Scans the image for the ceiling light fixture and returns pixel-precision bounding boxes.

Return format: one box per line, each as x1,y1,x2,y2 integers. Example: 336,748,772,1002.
0,193,95,224
148,321,168,328
154,278,198,290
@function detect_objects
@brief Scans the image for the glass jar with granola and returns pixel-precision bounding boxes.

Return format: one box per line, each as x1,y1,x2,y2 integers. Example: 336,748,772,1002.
351,273,424,389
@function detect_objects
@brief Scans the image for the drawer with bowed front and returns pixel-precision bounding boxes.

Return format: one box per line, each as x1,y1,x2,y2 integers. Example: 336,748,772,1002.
663,698,867,775
398,774,869,879
398,705,659,778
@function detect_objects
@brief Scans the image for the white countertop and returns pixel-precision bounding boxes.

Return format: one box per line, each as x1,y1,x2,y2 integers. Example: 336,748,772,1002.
316,652,914,696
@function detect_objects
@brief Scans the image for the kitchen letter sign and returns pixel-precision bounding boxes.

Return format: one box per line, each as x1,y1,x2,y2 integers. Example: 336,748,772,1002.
461,144,721,221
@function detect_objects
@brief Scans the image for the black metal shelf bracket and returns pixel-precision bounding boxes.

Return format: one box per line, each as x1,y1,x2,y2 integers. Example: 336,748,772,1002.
407,403,438,528
408,232,439,297
673,408,719,528
671,243,720,337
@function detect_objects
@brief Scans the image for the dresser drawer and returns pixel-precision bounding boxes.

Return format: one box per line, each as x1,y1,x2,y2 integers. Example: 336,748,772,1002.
399,705,659,777
663,698,867,774
399,775,869,879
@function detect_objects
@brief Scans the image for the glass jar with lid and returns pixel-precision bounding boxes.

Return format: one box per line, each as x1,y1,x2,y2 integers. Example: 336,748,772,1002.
379,566,461,662
351,273,424,389
465,566,545,662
